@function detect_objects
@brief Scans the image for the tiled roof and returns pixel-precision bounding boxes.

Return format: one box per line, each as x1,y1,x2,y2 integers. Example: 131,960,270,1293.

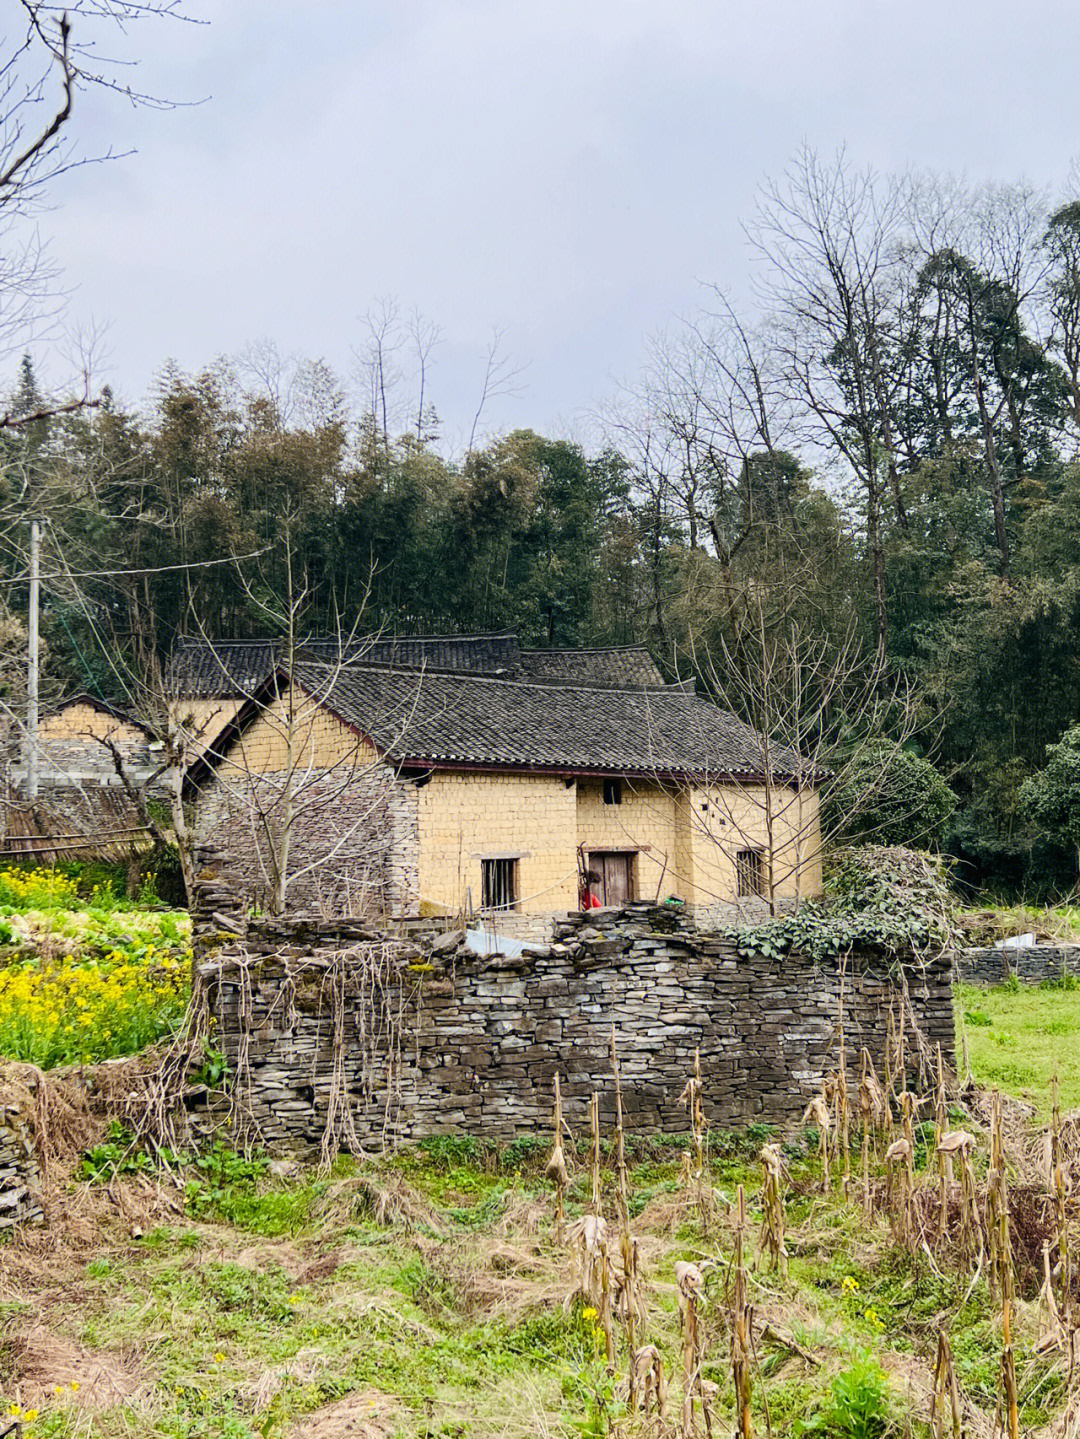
168,633,667,696
289,662,806,781
517,647,665,689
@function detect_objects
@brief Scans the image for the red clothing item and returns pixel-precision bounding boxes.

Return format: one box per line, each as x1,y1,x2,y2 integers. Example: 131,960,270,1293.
582,890,602,910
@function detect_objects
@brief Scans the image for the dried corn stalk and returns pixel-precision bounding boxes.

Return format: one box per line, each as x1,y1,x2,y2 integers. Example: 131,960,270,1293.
934,1044,953,1244
545,1071,569,1243
1052,1070,1072,1315
632,1344,667,1418
759,1142,788,1277
802,1090,832,1194
611,1028,643,1395
886,1136,914,1245
730,1184,754,1439
987,1090,1019,1439
676,1258,709,1437
937,1129,982,1264
858,1047,887,1215
930,1328,963,1439
679,1047,713,1230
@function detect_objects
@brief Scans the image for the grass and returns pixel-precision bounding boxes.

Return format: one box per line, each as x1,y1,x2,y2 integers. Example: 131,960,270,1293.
958,977,1080,1115
959,900,1080,944
5,1104,1076,1439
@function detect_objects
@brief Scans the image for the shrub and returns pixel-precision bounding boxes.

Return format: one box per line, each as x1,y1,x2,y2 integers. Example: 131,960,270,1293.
826,745,957,848
796,1352,892,1438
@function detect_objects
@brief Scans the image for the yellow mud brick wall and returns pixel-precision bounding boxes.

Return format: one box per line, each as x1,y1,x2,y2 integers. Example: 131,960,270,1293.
681,783,823,905
40,703,144,746
575,780,682,903
417,772,578,916
209,688,377,780
169,697,245,755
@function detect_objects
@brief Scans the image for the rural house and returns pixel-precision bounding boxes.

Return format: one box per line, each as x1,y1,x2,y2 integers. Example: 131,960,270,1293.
179,634,822,929
2,696,161,863
15,695,161,791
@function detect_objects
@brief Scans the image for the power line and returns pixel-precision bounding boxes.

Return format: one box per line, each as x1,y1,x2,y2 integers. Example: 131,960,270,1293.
0,546,273,585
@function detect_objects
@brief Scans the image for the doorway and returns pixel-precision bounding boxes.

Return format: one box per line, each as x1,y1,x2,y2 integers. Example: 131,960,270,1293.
588,851,635,906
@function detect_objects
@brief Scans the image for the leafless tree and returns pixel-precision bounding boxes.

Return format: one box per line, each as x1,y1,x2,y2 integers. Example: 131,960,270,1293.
0,2,197,417
680,598,928,915
468,326,526,453
749,146,906,657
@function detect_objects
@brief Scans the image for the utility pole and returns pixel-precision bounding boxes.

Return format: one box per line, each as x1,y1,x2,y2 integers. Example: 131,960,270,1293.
26,519,39,800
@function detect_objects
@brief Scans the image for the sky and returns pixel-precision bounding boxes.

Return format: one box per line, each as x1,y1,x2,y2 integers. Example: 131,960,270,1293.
23,0,1080,454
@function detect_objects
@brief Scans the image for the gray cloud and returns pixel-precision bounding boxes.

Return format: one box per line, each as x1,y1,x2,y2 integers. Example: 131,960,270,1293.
30,0,1080,449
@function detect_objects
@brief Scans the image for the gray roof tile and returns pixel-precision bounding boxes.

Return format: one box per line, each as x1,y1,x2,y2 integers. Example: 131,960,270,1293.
291,662,804,781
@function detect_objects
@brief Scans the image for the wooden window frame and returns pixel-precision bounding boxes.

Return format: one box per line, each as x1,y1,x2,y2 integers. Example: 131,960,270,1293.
735,847,768,899
481,856,518,912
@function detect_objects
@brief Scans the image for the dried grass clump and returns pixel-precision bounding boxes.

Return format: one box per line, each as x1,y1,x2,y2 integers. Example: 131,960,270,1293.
287,1387,400,1438
0,1061,100,1179
316,1172,443,1233
4,1325,146,1412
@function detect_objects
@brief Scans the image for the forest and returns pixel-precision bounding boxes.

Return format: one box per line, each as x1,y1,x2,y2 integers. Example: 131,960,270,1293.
6,153,1080,896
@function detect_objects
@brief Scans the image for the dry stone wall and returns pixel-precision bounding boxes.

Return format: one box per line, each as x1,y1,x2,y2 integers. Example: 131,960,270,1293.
956,944,1080,986
199,897,955,1154
0,1107,44,1229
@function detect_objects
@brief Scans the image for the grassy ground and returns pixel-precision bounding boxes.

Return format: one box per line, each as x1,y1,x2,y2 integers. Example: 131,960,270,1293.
1,869,1077,1436
1,1120,1074,1439
959,978,1080,1117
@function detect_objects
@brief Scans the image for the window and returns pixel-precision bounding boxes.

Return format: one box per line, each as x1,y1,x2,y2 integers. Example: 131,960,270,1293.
736,848,767,899
482,857,518,911
602,778,623,806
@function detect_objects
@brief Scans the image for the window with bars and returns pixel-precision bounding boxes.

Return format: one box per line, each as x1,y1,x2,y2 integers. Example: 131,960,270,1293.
736,848,767,899
602,778,623,805
481,857,518,911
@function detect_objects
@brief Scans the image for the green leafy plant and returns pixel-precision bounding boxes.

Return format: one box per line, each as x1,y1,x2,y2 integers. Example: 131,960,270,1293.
729,846,956,959
184,1143,270,1218
79,1122,156,1181
796,1352,892,1438
191,1043,232,1089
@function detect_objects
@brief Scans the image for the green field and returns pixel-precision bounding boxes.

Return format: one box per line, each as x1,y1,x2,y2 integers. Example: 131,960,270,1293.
958,977,1080,1117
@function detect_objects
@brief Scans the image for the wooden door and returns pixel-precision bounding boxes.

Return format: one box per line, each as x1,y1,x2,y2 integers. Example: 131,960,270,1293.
592,852,634,906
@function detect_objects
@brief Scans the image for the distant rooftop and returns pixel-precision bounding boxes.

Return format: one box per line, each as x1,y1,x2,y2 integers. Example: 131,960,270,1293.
168,632,669,697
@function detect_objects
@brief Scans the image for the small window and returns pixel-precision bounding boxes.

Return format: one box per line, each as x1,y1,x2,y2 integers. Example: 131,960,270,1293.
736,848,767,899
603,778,623,806
482,857,518,911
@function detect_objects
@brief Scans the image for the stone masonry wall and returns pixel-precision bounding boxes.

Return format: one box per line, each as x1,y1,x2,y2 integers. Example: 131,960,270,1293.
0,1106,44,1229
200,900,955,1154
956,944,1080,986
195,763,419,921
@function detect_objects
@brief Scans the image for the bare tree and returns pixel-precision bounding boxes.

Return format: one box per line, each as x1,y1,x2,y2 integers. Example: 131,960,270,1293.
749,146,906,657
681,599,928,916
468,327,526,453
0,2,197,411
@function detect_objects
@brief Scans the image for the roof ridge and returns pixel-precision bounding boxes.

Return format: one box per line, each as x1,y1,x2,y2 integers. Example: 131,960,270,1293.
520,644,656,655
294,659,693,700
176,631,518,647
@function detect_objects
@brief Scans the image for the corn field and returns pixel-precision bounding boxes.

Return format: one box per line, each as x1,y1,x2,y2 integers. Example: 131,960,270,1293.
539,1021,1080,1438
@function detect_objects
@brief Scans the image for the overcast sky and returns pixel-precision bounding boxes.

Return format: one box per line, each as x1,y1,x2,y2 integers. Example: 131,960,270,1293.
28,0,1080,453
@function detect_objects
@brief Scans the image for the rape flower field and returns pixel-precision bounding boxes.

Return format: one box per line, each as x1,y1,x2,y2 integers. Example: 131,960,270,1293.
0,864,192,1069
